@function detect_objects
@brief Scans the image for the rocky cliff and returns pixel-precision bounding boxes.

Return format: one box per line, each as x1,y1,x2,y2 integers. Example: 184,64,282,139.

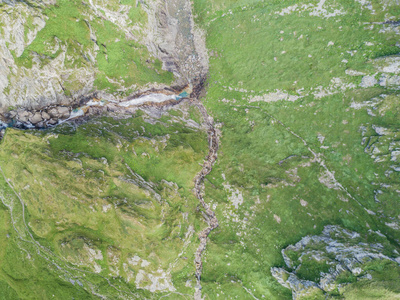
0,0,207,111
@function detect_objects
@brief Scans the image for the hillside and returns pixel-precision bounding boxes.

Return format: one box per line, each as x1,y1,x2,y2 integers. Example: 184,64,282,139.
0,0,399,299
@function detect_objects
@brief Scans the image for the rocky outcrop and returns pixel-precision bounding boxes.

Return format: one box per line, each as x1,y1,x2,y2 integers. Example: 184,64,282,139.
143,0,209,85
272,225,400,299
0,0,209,111
0,1,96,109
271,268,321,300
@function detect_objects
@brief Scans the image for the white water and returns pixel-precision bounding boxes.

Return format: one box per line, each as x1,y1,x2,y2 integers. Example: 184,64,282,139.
119,93,178,107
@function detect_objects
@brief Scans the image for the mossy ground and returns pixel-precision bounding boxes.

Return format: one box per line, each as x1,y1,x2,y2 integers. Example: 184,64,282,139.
13,0,173,94
1,0,400,299
0,106,208,298
193,0,400,299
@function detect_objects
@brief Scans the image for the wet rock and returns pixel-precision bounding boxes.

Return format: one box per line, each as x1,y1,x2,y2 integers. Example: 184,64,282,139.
41,111,51,120
36,121,45,128
8,111,17,119
18,111,32,123
57,107,70,119
30,112,43,124
48,108,60,118
47,119,58,125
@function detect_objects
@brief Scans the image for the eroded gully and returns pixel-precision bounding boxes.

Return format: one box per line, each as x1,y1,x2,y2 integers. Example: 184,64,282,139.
192,99,220,300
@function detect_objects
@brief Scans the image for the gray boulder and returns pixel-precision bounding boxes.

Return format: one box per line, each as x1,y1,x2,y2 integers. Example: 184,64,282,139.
18,111,32,123
57,107,70,119
30,112,43,124
41,111,51,120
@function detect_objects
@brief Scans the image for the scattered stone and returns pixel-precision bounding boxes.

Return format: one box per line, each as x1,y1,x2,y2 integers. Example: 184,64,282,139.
360,75,377,88
274,214,281,224
345,69,366,76
300,199,308,207
376,56,400,74
379,74,400,89
318,170,340,190
249,90,302,103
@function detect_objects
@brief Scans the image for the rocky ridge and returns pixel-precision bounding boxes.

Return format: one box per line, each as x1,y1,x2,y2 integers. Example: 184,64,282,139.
272,225,400,299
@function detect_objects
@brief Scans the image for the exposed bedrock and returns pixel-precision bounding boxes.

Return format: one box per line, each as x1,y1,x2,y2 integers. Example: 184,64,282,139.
0,0,208,110
272,225,400,300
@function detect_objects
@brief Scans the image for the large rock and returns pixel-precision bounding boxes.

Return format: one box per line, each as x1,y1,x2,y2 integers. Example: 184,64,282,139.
30,112,43,124
47,108,60,118
41,111,51,120
57,107,70,119
18,110,32,123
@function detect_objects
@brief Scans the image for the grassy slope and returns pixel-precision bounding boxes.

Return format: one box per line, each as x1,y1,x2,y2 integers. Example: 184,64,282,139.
192,0,400,299
15,0,173,94
0,107,208,299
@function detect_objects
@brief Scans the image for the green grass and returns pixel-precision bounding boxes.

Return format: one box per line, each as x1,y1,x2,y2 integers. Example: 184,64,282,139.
295,258,332,282
191,0,400,299
14,0,174,94
0,107,208,298
2,0,400,298
340,260,400,299
194,0,399,94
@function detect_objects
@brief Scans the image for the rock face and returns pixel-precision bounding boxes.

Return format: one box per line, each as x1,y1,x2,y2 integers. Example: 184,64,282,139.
0,0,209,131
0,1,88,109
271,225,400,299
144,0,209,85
0,0,208,111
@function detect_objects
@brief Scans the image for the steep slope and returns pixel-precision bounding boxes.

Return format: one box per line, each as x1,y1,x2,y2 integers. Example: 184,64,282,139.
0,0,209,111
192,0,400,299
0,102,209,298
0,0,175,109
0,0,217,298
1,0,400,299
